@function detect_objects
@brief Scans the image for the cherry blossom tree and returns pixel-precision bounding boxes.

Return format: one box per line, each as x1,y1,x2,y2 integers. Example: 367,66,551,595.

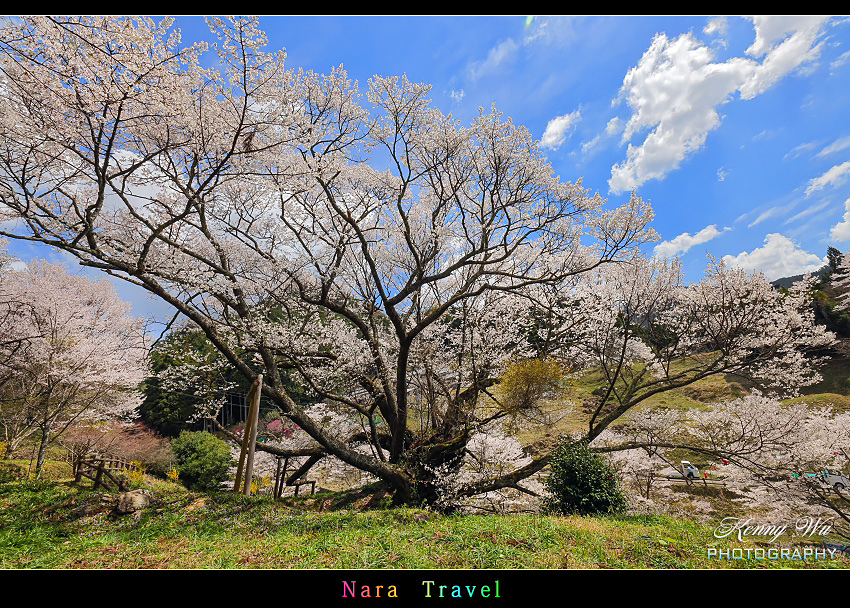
831,250,850,310
0,16,833,504
442,259,834,502
684,393,850,538
0,258,147,476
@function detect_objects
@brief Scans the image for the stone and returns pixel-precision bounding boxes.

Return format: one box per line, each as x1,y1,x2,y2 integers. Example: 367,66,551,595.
115,489,152,514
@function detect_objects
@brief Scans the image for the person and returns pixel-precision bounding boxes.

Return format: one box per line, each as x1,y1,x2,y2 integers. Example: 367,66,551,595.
686,465,695,479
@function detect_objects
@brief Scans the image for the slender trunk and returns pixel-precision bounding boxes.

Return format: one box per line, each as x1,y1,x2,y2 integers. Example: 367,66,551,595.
34,421,50,480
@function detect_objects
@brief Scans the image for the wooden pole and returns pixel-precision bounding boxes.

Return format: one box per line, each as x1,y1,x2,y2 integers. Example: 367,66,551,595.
273,456,283,500
233,378,260,493
243,374,263,496
93,459,104,491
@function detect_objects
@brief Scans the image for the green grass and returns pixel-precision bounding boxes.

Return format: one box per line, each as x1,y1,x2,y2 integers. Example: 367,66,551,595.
784,393,850,412
0,478,847,569
3,351,848,570
0,459,74,483
533,351,850,442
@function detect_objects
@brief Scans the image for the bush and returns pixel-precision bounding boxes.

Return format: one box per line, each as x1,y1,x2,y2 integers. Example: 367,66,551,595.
112,423,175,477
497,358,563,417
543,439,628,516
171,431,234,491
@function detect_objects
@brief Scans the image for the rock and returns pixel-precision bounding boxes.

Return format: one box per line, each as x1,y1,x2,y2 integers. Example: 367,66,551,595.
185,497,206,512
115,489,152,514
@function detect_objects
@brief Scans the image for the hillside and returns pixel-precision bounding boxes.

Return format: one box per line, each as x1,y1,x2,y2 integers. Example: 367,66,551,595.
770,265,830,289
1,477,847,570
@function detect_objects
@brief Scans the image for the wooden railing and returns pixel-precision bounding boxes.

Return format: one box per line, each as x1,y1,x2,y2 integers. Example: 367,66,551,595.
74,454,140,491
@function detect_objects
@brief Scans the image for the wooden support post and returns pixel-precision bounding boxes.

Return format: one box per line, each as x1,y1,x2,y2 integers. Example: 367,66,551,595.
93,459,104,491
279,457,290,499
273,456,283,500
243,374,263,496
233,375,262,493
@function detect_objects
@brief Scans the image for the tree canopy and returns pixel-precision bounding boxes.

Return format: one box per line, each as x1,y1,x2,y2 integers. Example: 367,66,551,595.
0,16,835,504
0,255,146,475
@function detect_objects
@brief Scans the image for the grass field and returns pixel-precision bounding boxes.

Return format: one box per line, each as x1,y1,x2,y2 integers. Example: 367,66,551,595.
1,476,847,570
3,347,849,574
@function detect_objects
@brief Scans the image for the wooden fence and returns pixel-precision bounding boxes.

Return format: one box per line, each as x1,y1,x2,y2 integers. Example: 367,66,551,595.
74,454,140,491
272,456,317,499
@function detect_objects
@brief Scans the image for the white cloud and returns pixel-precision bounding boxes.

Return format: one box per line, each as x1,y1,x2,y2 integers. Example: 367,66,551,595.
751,129,778,142
653,224,729,259
580,134,602,156
831,49,850,72
747,207,781,228
829,198,850,242
722,233,826,281
815,135,850,158
3,258,27,272
785,200,830,224
448,89,465,103
745,199,801,228
609,16,829,194
704,17,728,37
745,16,824,57
806,161,850,196
734,210,751,224
784,140,819,160
716,167,728,182
469,38,519,80
540,109,581,150
739,16,827,98
605,117,622,136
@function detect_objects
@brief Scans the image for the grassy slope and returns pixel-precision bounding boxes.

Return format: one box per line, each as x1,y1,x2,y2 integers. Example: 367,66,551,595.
1,478,847,569
529,346,850,448
3,347,848,570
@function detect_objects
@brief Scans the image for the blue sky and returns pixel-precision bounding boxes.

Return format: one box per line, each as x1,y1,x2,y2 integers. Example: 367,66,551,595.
6,15,850,321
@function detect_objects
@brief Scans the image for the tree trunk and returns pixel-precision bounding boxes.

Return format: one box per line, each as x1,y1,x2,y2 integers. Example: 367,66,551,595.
34,422,50,480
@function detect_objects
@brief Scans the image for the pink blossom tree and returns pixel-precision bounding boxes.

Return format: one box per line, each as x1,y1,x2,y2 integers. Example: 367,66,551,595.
831,250,850,310
0,17,834,504
684,393,850,537
0,258,147,476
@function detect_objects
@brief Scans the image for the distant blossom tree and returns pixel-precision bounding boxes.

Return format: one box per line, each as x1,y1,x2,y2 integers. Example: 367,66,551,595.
0,257,147,475
831,250,850,310
687,393,850,538
0,16,835,504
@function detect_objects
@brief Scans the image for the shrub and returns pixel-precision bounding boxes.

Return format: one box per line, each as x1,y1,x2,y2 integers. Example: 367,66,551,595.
59,422,174,476
543,439,628,516
171,431,234,491
497,358,563,417
112,423,175,477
